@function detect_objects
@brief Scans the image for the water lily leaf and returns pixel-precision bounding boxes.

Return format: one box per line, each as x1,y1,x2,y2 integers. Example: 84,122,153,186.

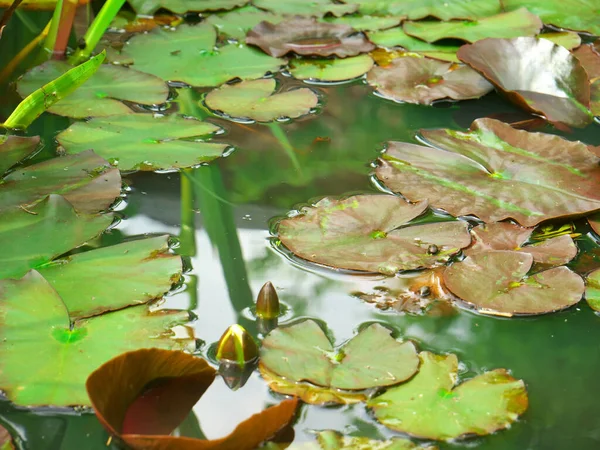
17,61,168,118
252,0,358,17
402,8,542,43
277,194,472,275
368,29,460,61
204,79,318,122
444,250,584,316
585,268,600,311
127,0,247,15
457,37,593,128
0,135,40,174
376,118,600,226
246,18,375,58
539,32,581,50
205,6,285,40
261,320,419,390
289,55,374,82
573,44,600,116
0,150,121,214
316,430,437,450
368,351,528,440
367,56,493,104
0,270,193,406
0,195,112,280
56,114,226,171
323,14,403,31
347,0,502,20
38,235,181,320
122,24,284,87
87,348,298,450
502,0,600,35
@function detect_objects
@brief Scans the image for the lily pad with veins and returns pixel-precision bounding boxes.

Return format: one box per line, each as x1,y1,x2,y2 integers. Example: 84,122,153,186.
252,0,358,18
345,0,501,20
289,55,374,82
376,118,600,227
277,194,472,275
127,0,247,15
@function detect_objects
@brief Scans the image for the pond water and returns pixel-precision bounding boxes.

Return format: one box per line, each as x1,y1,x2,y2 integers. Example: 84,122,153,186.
1,76,600,449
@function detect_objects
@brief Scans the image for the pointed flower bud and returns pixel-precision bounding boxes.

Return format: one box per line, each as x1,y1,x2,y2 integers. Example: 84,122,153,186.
216,324,258,368
256,281,280,320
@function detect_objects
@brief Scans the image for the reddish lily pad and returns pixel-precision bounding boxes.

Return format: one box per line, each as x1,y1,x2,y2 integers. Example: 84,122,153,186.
289,55,374,82
0,135,40,175
368,352,528,440
573,44,600,116
246,18,375,58
444,250,584,316
376,118,600,227
127,0,247,15
252,0,358,18
585,268,600,311
277,194,472,275
367,56,493,105
457,37,593,128
87,348,298,449
347,0,501,20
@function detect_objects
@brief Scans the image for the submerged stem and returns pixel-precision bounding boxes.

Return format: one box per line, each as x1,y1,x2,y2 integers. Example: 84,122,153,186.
266,121,303,176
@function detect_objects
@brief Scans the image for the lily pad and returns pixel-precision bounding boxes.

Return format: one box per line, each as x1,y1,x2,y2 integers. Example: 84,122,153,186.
0,150,121,214
246,18,375,58
347,0,502,20
205,6,285,40
252,0,358,17
17,61,168,118
0,270,193,406
368,352,528,440
323,14,403,31
56,114,226,171
261,320,419,390
0,195,112,280
573,44,600,116
367,56,493,104
444,250,584,316
127,0,247,15
457,37,593,128
585,268,600,311
502,0,600,35
204,79,318,122
122,23,284,87
367,29,460,61
316,430,437,450
38,235,182,320
277,194,471,275
0,135,40,175
289,55,374,82
539,31,581,50
376,118,600,226
402,8,542,43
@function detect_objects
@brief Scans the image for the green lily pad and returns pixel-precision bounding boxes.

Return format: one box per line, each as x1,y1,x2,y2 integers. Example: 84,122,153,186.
38,235,182,320
368,351,528,440
17,61,168,118
585,268,600,311
0,195,112,280
347,0,502,20
127,0,247,15
368,28,461,61
403,8,542,44
289,55,374,82
0,270,193,406
539,31,581,50
0,150,121,214
247,18,375,58
316,430,437,450
260,320,419,390
204,79,318,122
376,118,600,226
56,114,226,171
573,44,600,116
367,56,493,104
444,250,584,316
0,135,40,175
277,194,472,275
122,24,284,87
205,6,285,40
457,37,593,128
252,0,358,17
323,14,403,31
502,0,600,35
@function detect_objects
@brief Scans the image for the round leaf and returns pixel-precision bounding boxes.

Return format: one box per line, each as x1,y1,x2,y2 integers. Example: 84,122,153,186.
289,55,374,82
347,0,502,20
0,135,40,175
323,15,403,31
127,0,247,15
252,0,358,17
205,6,285,40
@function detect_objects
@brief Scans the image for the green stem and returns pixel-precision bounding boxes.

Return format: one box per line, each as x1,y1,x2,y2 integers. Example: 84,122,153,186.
266,121,302,176
39,0,63,62
179,169,197,257
52,0,79,59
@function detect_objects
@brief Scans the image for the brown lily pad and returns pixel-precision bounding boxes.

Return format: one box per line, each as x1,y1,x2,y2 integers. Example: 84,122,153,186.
457,37,593,128
246,18,374,58
367,56,493,105
573,44,600,116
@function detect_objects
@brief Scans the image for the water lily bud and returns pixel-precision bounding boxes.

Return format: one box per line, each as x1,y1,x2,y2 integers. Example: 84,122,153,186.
256,281,280,320
216,324,258,367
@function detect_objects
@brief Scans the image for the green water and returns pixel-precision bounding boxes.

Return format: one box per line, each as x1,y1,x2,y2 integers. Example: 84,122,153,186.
1,79,600,449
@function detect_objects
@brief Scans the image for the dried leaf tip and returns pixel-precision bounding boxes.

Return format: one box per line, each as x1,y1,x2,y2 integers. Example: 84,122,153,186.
216,324,259,367
256,281,280,320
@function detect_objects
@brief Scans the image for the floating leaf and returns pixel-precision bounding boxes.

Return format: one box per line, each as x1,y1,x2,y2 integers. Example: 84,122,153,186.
347,0,501,20
457,37,593,128
376,118,600,226
573,44,600,116
585,268,600,311
252,0,357,17
0,135,40,174
0,270,193,406
403,8,542,43
122,23,284,87
205,5,285,40
246,18,375,58
0,195,111,280
367,56,493,104
316,430,437,450
368,30,460,62
323,14,403,31
17,61,168,118
127,0,247,15
277,194,471,275
368,352,528,440
38,235,181,320
0,150,121,214
56,114,226,171
289,55,374,82
261,320,419,391
539,31,581,50
87,348,298,449
444,250,584,316
204,79,318,122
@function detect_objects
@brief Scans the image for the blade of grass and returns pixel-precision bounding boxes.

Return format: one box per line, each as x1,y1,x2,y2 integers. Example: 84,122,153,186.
3,50,105,130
